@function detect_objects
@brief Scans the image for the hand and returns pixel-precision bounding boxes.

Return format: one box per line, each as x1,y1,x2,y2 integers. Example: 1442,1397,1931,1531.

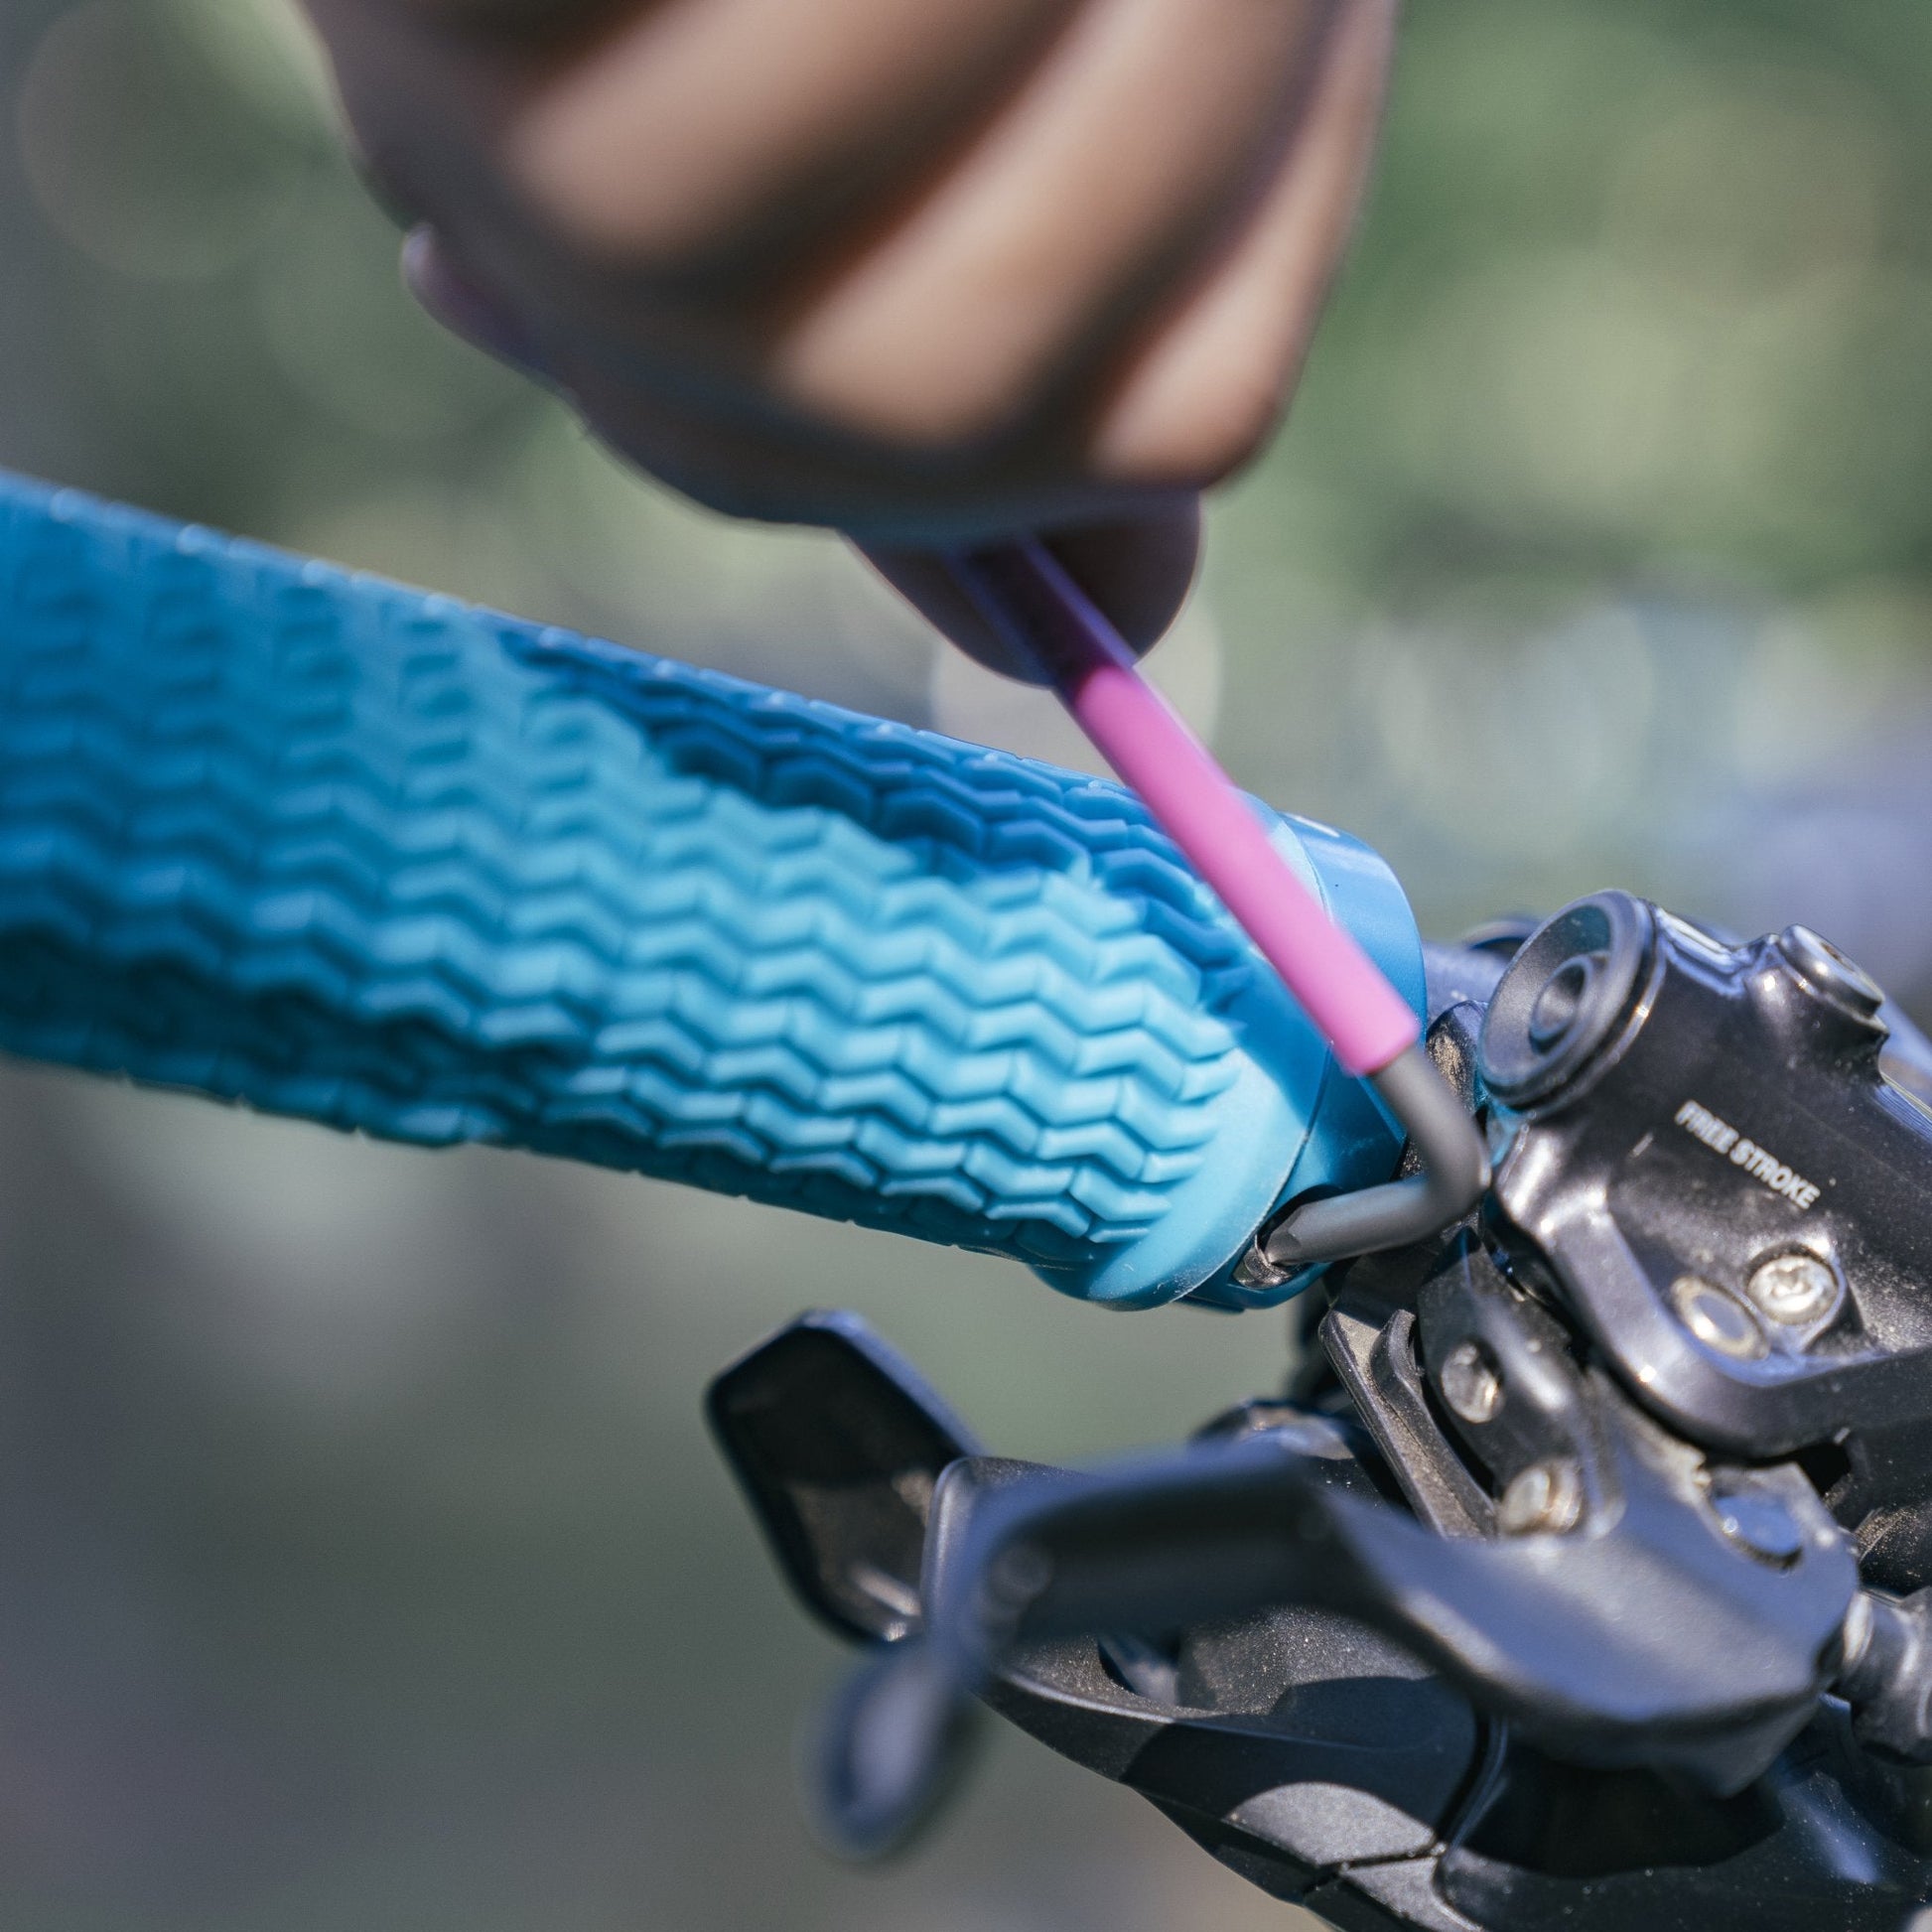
299,0,1397,668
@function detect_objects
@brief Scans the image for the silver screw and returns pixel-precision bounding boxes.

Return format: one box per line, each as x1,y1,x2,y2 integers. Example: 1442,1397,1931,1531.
1671,1275,1767,1360
1745,1250,1839,1327
1778,925,1883,1023
1498,1459,1584,1536
1708,1482,1806,1564
1440,1340,1504,1425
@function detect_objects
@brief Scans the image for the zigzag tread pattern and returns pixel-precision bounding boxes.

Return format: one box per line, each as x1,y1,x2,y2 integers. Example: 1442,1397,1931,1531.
0,475,1283,1283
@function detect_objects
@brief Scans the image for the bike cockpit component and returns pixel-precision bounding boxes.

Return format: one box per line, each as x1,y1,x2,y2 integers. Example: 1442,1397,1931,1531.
8,473,1932,1929
715,905,1932,1932
1480,893,1932,1470
0,472,1423,1311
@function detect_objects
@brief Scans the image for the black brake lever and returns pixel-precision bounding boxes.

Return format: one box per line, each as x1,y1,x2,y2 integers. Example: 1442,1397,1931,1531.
812,1425,1859,1858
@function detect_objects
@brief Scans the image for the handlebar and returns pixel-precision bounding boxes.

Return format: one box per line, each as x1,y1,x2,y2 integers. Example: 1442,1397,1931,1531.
0,472,1424,1308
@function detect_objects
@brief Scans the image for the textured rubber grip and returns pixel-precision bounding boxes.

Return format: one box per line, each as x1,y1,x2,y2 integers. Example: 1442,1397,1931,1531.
0,473,1423,1308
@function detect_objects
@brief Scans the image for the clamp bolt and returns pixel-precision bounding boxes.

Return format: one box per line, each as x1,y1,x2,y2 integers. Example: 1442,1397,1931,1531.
1744,1250,1839,1327
1671,1275,1767,1361
1498,1458,1584,1535
1440,1341,1504,1425
1777,924,1884,1025
1708,1481,1806,1564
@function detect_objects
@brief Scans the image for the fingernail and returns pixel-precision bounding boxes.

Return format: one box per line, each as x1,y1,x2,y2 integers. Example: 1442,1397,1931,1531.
402,225,547,378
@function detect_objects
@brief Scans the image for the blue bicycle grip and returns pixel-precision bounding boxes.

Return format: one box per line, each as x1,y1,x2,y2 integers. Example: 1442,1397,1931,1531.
0,471,1424,1309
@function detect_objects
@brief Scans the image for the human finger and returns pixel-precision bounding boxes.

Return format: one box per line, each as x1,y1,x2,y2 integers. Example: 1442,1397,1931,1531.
861,499,1199,677
499,0,1078,284
1088,0,1398,483
761,0,1342,449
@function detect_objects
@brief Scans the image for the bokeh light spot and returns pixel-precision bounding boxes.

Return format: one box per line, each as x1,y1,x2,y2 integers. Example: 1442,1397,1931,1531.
18,0,299,281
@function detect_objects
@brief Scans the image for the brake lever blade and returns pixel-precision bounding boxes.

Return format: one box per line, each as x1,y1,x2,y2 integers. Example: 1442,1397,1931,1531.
814,1430,1858,1857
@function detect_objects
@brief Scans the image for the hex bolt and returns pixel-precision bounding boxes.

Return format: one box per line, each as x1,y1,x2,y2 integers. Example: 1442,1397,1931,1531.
1708,1482,1806,1565
1777,924,1884,1024
1440,1340,1504,1425
1671,1275,1767,1361
1497,1458,1584,1536
1745,1250,1839,1327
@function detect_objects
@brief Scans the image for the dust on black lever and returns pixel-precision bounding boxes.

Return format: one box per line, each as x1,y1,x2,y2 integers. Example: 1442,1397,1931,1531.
812,1424,1859,1859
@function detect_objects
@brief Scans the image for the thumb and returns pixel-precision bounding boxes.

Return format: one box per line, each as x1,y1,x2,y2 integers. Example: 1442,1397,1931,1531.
860,502,1202,683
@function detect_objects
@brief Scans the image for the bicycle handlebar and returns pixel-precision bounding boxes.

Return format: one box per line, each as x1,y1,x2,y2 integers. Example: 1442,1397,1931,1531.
0,473,1422,1308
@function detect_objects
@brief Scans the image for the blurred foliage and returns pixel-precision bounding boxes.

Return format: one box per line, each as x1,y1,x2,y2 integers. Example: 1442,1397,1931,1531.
0,3,1929,1928
1212,0,1932,968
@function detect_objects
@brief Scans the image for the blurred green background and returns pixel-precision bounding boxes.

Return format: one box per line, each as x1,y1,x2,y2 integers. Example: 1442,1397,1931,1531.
0,2,1927,1928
